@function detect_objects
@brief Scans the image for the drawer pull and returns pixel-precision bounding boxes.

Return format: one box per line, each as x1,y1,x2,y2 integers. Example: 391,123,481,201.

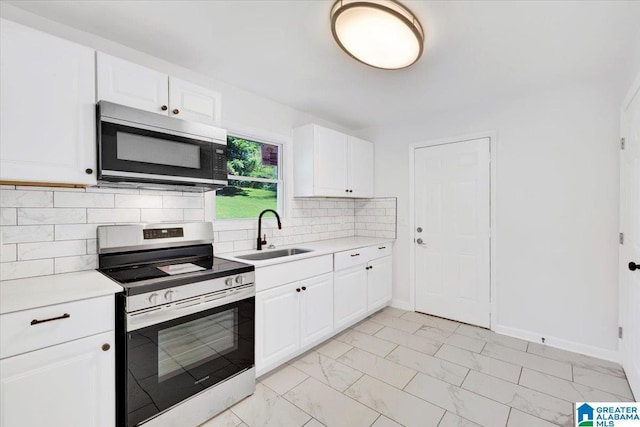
378,246,386,249
350,253,360,257
30,313,70,326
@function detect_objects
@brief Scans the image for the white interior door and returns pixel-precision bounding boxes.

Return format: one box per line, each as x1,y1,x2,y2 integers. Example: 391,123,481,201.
414,138,491,327
620,78,640,400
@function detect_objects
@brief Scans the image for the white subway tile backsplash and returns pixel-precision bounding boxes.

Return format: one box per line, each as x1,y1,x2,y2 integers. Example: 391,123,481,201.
54,192,114,208
1,259,53,281
0,208,17,226
218,230,248,242
18,240,86,261
86,187,139,194
1,189,53,207
162,195,203,209
54,224,103,240
0,187,396,279
18,208,86,225
184,209,205,221
114,194,162,208
86,239,98,255
140,208,184,223
1,225,54,243
55,254,97,274
88,208,140,223
1,244,17,263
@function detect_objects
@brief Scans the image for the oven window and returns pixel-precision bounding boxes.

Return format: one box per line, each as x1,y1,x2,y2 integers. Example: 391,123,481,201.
157,309,237,383
117,132,201,169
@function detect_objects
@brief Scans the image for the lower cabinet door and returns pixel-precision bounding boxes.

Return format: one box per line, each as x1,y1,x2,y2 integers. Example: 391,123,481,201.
299,273,334,348
334,265,368,330
367,256,393,313
255,282,300,374
0,331,114,427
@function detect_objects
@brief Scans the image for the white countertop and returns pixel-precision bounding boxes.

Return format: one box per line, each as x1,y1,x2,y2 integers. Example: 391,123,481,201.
0,270,123,315
218,236,394,267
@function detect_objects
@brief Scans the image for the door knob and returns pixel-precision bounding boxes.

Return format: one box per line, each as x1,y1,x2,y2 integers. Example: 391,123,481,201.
416,238,426,246
629,262,639,271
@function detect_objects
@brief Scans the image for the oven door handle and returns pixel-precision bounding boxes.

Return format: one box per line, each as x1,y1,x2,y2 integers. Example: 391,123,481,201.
126,285,254,332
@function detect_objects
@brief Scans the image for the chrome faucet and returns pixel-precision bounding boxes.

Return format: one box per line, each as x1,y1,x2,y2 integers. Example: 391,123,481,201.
257,209,282,250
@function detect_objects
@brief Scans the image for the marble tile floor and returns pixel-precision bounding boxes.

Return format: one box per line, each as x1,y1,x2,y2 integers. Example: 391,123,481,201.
200,307,635,427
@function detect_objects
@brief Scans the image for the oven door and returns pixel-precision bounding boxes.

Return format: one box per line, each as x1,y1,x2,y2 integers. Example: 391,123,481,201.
124,297,254,426
98,120,228,188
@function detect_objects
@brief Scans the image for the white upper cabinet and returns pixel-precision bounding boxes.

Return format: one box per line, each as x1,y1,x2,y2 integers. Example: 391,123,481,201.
97,53,221,126
169,76,221,125
348,135,375,197
293,124,374,198
0,19,96,186
96,52,169,115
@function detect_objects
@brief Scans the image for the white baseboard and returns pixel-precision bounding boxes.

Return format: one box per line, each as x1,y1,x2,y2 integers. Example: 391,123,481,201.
493,324,620,363
390,299,411,311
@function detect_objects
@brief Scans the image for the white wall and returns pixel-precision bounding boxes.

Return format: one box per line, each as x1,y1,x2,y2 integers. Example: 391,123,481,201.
361,76,622,360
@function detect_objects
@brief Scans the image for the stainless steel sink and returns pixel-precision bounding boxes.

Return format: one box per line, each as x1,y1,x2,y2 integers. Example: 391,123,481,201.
236,248,312,261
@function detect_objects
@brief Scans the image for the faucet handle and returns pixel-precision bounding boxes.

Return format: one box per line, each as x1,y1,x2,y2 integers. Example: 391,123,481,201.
261,234,267,244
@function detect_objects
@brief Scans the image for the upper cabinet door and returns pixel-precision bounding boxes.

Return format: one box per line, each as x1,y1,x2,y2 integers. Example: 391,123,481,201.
168,77,221,126
348,136,374,197
96,52,168,115
0,19,96,186
314,126,349,196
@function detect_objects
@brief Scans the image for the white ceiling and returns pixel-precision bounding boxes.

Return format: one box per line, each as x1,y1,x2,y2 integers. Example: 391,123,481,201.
6,0,640,130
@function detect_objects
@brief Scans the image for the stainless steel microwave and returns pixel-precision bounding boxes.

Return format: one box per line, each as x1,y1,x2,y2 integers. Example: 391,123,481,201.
96,101,228,192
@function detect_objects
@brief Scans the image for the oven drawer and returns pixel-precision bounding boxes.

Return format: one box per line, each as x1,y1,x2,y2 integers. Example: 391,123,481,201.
0,295,114,359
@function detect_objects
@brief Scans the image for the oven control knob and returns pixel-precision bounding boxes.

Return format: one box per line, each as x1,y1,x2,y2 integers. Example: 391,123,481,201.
164,290,175,302
148,293,159,305
235,275,244,285
225,278,234,287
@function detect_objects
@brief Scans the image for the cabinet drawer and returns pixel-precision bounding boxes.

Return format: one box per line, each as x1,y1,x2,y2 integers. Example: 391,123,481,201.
334,247,369,270
255,255,333,292
0,295,114,359
369,243,392,260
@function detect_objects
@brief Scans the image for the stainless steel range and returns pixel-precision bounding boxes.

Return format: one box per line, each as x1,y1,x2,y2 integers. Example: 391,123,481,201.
98,222,255,427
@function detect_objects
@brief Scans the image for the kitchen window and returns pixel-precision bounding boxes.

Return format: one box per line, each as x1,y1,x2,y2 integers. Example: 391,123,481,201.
216,135,282,219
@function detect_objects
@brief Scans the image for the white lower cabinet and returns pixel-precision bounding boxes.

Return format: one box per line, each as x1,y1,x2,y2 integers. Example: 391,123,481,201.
256,281,300,372
367,256,393,312
299,274,334,348
334,265,368,330
255,243,392,376
0,331,114,427
255,273,333,375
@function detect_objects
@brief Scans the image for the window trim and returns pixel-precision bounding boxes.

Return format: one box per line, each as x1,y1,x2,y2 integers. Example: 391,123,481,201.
214,131,285,223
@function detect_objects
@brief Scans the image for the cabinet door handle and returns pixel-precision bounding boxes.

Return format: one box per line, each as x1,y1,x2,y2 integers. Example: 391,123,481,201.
296,288,301,292
85,168,93,175
30,313,70,326
161,105,168,111
350,253,360,257
172,108,180,115
102,343,111,352
301,286,307,291
345,189,349,193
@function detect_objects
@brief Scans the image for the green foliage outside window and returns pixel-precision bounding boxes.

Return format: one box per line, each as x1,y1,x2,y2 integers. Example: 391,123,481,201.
216,136,280,219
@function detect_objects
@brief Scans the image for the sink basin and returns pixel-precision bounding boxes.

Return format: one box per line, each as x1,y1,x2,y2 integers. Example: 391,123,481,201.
236,248,312,261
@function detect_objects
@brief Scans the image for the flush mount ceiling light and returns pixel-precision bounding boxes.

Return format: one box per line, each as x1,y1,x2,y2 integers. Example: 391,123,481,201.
330,0,424,70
